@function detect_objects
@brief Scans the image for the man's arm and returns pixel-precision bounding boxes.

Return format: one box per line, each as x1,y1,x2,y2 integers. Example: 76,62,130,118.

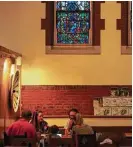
87,125,94,134
64,119,75,135
64,120,69,129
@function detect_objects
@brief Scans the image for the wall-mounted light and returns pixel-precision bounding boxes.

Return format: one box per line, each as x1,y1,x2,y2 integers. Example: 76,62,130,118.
16,56,22,66
3,59,9,73
10,64,16,76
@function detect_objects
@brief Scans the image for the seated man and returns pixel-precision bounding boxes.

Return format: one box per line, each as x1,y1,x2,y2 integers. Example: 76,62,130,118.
65,108,79,135
6,110,36,138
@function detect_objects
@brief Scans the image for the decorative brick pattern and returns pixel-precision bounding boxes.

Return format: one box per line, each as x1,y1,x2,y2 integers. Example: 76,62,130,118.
103,97,132,107
21,85,132,116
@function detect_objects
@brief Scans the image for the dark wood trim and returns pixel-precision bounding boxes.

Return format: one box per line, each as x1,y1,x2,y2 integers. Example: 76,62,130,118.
58,126,132,133
117,1,132,54
22,85,132,91
2,115,132,119
92,126,132,132
0,46,22,58
117,1,128,46
93,1,105,46
41,2,54,46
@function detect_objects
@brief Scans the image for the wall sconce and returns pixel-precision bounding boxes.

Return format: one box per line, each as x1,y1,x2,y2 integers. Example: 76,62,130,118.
16,56,22,66
10,64,16,76
3,59,8,73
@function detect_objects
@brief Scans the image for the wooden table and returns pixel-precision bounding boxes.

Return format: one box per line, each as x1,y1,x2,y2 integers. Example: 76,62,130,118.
125,132,132,138
42,135,74,147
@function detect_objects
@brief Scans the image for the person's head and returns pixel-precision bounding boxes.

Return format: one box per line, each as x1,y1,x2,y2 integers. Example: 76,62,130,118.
21,110,32,121
50,125,59,134
31,110,44,131
37,111,43,122
68,108,79,120
75,113,83,125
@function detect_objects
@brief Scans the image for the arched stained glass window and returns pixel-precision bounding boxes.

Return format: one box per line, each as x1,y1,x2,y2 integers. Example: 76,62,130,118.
55,1,92,45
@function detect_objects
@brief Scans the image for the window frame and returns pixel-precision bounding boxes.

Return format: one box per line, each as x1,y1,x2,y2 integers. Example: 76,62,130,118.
41,1,105,55
117,1,132,55
128,1,132,46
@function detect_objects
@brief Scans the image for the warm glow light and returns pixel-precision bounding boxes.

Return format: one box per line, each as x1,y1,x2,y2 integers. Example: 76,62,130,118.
10,64,16,76
16,56,22,66
3,59,8,73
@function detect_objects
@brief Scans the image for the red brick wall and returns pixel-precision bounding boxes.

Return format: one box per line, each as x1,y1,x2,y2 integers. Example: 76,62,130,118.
21,85,132,116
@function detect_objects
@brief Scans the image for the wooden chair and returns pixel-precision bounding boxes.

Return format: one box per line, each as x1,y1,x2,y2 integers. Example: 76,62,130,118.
4,132,36,147
48,135,73,147
119,137,132,147
75,133,97,147
97,132,126,147
0,139,4,147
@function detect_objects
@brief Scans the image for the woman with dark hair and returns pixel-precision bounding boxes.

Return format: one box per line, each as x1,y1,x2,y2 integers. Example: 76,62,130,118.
31,110,49,134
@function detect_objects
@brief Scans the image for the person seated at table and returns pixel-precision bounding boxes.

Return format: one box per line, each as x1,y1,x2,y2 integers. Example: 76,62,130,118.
72,113,94,135
50,125,61,138
31,110,49,134
65,108,79,135
6,110,36,138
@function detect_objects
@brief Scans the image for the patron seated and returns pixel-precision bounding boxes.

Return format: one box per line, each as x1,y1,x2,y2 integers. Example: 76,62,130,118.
65,108,79,135
6,110,36,139
31,110,49,134
72,113,94,135
50,125,61,138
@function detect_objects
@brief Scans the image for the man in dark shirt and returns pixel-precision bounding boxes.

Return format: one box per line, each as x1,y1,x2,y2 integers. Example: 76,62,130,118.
6,110,36,138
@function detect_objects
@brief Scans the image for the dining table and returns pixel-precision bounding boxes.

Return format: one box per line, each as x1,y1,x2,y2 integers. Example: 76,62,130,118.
40,134,74,147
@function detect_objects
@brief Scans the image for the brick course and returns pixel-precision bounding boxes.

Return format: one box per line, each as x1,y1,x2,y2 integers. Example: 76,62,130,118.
21,85,132,116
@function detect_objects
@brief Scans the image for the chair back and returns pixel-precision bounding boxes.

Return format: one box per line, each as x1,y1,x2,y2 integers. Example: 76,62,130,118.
4,132,36,147
49,135,73,147
75,132,96,147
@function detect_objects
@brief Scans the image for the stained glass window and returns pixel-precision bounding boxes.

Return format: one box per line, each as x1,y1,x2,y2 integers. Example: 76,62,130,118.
56,1,91,44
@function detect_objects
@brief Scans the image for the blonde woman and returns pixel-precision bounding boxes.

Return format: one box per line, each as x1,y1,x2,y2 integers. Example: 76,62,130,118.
72,113,94,135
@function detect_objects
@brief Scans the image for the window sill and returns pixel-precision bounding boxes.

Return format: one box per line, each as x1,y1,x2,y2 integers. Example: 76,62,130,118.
121,46,132,55
45,45,101,55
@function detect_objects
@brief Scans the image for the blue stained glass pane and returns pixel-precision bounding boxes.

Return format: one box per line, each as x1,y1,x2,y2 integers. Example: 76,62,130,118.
67,21,90,33
56,1,90,44
56,1,90,11
56,2,61,10
57,12,89,21
57,33,89,44
57,21,90,33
